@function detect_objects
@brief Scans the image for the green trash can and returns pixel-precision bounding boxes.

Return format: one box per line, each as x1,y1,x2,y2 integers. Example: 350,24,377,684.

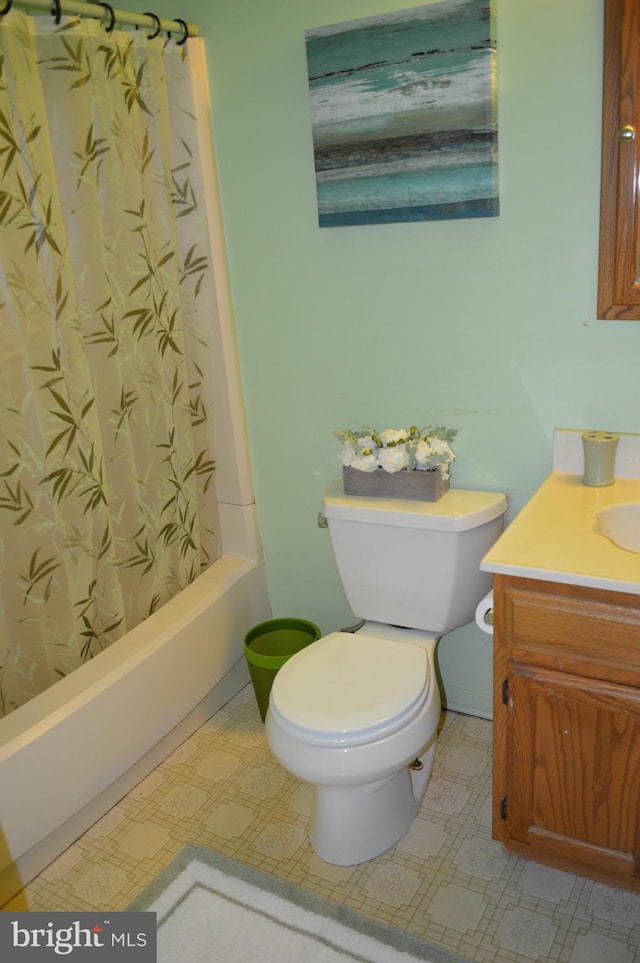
244,618,321,722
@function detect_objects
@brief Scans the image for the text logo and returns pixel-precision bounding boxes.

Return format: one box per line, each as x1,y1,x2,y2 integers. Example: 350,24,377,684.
0,913,156,961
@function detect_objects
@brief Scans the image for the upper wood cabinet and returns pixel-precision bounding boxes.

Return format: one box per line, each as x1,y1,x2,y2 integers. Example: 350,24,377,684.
598,0,640,319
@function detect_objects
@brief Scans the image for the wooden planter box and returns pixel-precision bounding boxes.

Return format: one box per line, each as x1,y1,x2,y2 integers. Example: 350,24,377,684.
342,466,449,502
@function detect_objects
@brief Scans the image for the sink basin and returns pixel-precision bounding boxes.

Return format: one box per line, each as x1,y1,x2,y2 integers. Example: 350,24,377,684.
594,503,640,554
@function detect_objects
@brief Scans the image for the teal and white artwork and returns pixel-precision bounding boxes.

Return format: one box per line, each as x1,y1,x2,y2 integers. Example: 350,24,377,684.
305,0,498,227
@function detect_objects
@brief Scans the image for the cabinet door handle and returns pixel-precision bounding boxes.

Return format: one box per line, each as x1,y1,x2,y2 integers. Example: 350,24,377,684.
618,125,637,141
502,677,509,705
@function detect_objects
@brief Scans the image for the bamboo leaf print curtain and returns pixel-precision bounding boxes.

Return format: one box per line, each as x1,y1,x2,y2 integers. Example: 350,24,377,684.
0,12,220,717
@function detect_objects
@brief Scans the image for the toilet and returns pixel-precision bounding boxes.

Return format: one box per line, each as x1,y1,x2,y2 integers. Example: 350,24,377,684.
265,479,508,865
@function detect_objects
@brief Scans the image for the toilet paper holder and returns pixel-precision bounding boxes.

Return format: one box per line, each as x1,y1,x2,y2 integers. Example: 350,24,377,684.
474,590,495,635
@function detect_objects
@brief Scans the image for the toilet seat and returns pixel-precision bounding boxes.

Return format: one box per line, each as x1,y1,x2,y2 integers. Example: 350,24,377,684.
269,632,428,748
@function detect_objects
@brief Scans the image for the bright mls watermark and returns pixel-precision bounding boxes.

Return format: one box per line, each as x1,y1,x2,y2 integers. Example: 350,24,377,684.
0,913,156,961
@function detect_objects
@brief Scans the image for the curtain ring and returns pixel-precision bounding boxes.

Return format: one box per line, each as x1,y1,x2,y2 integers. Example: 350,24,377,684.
140,12,161,39
168,18,189,46
99,2,115,33
51,0,61,25
0,1,13,18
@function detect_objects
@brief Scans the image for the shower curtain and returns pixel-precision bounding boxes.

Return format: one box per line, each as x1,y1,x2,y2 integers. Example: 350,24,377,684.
0,11,220,717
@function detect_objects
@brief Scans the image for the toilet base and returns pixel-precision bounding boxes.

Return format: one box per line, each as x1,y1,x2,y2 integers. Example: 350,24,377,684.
309,738,437,865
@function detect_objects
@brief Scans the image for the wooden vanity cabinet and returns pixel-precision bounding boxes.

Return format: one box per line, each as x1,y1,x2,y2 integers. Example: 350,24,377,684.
492,574,640,891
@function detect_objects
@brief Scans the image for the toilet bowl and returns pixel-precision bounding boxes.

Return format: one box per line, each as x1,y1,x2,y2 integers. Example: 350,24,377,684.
266,624,442,865
265,481,508,865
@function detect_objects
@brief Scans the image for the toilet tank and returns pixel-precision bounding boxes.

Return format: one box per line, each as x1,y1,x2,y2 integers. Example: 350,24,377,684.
322,480,507,634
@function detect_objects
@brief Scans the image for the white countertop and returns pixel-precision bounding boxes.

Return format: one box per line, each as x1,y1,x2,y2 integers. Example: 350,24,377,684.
481,429,640,595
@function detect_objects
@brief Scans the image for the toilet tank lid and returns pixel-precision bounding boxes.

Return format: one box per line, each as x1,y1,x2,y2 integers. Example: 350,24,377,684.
323,480,507,532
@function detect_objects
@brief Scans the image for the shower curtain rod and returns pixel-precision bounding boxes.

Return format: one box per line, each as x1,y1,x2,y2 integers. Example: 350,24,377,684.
6,1,199,39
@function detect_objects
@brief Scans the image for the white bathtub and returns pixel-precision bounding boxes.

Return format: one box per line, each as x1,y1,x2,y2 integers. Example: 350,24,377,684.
0,88,272,903
0,520,270,903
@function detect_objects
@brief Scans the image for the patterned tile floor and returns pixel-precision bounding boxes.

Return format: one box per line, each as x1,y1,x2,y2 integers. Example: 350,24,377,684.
3,685,640,962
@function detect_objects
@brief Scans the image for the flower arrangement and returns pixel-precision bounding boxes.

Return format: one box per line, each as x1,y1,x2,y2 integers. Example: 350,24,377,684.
334,424,457,479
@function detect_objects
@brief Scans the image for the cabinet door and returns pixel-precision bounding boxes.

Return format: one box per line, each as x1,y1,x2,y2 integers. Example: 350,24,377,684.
599,0,640,319
502,662,640,884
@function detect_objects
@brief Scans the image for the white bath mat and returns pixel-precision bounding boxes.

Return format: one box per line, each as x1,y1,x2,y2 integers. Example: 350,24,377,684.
131,845,472,963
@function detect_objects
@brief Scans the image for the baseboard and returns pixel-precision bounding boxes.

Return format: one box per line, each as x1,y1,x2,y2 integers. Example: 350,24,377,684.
441,685,492,720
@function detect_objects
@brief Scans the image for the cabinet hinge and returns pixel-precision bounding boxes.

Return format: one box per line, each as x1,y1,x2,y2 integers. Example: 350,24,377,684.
500,796,507,820
501,677,509,705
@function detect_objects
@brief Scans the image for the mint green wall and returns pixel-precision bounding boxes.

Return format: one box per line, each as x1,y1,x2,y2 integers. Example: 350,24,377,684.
133,1,639,713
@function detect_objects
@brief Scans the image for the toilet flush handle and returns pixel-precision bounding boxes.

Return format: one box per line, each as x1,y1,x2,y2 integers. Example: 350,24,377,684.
317,512,328,529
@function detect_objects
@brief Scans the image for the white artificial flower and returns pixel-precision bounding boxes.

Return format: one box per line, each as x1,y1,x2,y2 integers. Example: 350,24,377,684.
350,451,379,472
356,435,377,452
337,443,357,467
429,438,450,456
378,446,410,473
379,428,407,447
414,438,436,469
428,437,454,478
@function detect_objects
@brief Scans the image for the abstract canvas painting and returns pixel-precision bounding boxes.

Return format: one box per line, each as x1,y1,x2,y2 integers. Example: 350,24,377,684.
305,0,498,227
